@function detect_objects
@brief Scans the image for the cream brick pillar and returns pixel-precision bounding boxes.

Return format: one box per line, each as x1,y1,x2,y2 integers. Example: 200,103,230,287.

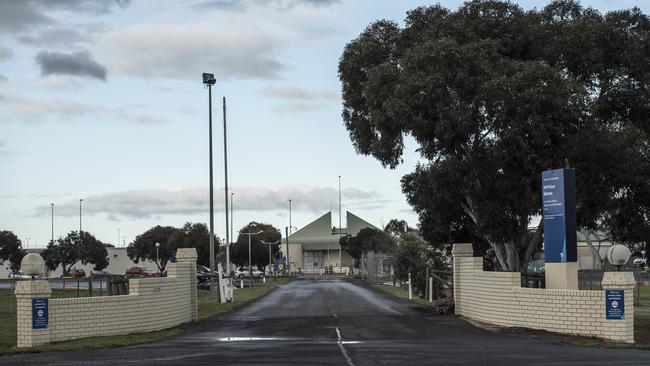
14,280,52,347
175,248,198,321
602,271,635,343
452,243,473,316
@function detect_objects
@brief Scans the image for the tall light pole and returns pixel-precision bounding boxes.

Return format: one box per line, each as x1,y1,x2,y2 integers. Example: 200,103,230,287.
50,203,54,244
338,175,342,272
79,199,83,234
223,96,230,282
287,199,292,274
155,242,160,274
203,72,217,296
117,228,121,247
260,240,280,276
242,230,263,288
228,192,234,275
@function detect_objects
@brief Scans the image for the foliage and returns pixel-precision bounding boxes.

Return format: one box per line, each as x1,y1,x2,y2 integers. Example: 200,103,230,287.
168,222,218,268
41,231,109,274
129,226,175,272
338,0,650,271
383,219,416,237
0,231,26,271
230,222,282,268
394,233,448,297
0,231,25,271
339,227,397,264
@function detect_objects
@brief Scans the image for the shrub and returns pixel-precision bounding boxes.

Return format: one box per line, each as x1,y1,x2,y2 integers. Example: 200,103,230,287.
436,298,455,315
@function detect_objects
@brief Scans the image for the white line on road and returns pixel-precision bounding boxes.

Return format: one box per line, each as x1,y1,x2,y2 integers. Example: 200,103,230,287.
336,327,356,366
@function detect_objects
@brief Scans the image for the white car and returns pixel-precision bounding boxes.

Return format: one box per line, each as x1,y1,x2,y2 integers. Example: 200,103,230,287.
234,267,265,279
8,270,32,280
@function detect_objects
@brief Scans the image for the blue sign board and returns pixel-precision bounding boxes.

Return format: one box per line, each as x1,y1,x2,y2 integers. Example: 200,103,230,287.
32,298,48,329
606,290,625,320
274,257,287,273
542,169,577,263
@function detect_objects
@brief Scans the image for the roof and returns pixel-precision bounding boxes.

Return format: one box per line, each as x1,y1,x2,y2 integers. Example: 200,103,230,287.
289,211,379,251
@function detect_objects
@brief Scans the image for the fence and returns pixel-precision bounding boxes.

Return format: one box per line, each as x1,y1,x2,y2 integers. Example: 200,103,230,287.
361,251,395,284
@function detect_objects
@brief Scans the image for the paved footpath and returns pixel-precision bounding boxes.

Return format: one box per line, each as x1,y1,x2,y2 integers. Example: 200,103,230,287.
2,278,650,365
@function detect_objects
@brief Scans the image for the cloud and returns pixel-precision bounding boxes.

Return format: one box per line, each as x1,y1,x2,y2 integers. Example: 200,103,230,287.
35,50,108,81
95,24,287,80
0,141,10,157
0,75,7,82
0,1,130,33
32,185,382,219
0,46,13,61
0,92,163,125
193,0,340,11
17,27,97,47
259,85,340,112
259,86,338,100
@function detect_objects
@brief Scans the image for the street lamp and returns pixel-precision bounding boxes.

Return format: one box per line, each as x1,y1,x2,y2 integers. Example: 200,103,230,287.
155,242,160,273
203,72,217,296
241,230,263,288
50,203,54,244
260,240,280,276
117,228,120,247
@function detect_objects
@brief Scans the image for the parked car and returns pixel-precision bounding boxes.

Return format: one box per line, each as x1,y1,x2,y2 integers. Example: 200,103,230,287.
196,264,211,284
61,268,86,278
234,266,265,279
633,257,647,268
8,270,32,280
125,266,156,278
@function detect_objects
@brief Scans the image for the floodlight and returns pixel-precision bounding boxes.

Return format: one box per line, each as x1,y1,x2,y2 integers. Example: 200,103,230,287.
202,72,216,85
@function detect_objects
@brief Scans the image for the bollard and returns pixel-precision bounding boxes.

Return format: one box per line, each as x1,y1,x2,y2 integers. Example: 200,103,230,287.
240,279,244,288
263,276,266,283
429,277,433,303
408,273,412,300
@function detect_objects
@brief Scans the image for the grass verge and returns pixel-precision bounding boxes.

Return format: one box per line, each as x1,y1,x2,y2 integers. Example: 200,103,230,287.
0,277,292,355
373,283,437,309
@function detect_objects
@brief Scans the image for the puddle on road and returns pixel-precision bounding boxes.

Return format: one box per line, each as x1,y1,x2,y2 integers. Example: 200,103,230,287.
216,337,290,342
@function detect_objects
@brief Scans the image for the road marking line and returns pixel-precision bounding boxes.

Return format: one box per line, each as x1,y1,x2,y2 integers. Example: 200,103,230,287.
336,327,356,366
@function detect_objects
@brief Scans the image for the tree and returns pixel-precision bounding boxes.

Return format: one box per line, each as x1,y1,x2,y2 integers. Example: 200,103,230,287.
339,227,397,266
128,226,179,273
394,233,448,298
384,219,416,237
0,231,27,271
41,231,109,274
338,0,650,271
231,222,281,268
168,222,219,268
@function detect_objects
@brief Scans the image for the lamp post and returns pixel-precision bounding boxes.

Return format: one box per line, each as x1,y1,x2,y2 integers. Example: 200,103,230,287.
202,72,217,296
155,242,160,274
50,203,54,244
117,228,120,247
228,192,233,276
338,175,342,272
79,199,83,234
241,230,263,288
260,240,280,276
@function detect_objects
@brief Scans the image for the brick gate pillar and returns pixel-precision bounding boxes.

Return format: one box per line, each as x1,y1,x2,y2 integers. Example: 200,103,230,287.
174,248,198,321
452,243,474,316
15,280,52,347
602,271,635,343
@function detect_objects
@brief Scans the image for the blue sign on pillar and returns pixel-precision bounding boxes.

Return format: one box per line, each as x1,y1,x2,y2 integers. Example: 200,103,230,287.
32,298,49,329
606,290,625,320
542,169,577,263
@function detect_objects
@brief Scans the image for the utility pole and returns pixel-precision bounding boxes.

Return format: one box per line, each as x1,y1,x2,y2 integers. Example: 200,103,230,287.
261,240,280,276
117,228,120,247
242,231,263,288
223,96,230,282
202,72,217,296
50,203,54,244
339,175,342,272
228,192,233,275
79,199,83,234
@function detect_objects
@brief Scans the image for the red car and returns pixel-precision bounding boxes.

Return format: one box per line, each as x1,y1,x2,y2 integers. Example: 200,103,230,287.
61,268,86,278
125,266,157,278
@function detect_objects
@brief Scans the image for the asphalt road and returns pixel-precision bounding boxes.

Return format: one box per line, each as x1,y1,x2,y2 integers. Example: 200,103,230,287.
3,277,650,365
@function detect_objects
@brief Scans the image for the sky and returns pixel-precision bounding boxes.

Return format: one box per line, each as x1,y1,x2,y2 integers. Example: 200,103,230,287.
1,0,648,248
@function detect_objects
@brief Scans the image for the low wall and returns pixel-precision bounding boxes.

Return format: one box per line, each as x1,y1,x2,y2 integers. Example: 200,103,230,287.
452,244,634,343
15,248,198,348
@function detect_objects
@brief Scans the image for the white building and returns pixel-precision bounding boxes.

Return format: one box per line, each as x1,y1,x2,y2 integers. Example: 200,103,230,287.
1,247,158,278
282,211,379,274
